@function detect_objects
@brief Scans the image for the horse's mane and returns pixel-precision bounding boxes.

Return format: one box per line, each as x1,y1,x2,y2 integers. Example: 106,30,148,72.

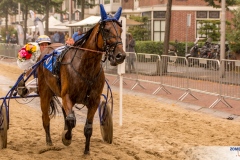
73,25,97,47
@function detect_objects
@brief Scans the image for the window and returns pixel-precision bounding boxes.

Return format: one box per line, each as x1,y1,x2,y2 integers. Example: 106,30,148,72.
153,20,165,41
142,12,151,18
113,0,120,2
197,11,207,18
63,14,69,21
75,11,80,21
196,11,220,19
209,11,220,18
153,11,166,18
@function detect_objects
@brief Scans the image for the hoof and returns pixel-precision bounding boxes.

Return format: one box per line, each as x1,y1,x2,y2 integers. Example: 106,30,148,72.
46,142,53,146
62,130,72,146
84,150,90,155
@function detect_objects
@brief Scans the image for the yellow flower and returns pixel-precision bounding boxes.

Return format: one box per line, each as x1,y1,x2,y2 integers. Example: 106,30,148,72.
31,45,37,53
25,44,32,52
25,43,37,54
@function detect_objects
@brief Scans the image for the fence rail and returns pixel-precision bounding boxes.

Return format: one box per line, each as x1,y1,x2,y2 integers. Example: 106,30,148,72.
0,43,239,108
103,52,240,108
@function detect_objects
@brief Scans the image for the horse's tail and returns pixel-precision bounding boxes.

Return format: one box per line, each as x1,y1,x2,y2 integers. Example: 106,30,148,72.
49,97,59,118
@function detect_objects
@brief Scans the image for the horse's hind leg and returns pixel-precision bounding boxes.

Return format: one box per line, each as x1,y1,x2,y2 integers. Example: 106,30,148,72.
39,90,54,146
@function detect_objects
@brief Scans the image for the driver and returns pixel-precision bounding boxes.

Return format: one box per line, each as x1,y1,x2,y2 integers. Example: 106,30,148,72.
16,35,51,97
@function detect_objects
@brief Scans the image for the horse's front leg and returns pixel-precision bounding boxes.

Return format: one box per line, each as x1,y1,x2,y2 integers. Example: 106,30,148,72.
61,94,76,146
84,103,99,154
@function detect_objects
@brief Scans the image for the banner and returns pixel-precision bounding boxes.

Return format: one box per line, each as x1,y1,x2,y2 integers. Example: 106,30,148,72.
29,10,44,35
36,20,44,36
29,10,35,21
16,24,24,46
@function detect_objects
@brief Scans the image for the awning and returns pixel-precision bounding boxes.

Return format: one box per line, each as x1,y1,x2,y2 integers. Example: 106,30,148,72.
126,19,144,26
28,25,69,32
66,16,101,27
66,16,144,27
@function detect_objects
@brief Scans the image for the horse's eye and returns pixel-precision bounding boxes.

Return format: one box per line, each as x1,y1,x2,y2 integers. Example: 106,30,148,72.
104,29,110,33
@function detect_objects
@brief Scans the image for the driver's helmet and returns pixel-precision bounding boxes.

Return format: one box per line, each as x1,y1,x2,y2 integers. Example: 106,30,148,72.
36,35,51,44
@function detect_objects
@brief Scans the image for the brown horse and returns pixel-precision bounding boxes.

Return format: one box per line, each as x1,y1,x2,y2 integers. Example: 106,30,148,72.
37,5,125,154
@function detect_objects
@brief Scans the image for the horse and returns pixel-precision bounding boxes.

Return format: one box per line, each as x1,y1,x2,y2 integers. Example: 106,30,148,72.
37,4,125,154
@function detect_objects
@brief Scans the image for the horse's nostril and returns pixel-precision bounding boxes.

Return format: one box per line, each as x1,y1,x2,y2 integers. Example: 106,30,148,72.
116,53,122,60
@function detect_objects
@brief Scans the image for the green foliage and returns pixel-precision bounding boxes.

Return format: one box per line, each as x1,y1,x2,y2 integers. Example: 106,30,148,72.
197,20,220,41
127,16,149,41
226,8,240,52
204,0,239,8
135,41,163,54
135,41,188,57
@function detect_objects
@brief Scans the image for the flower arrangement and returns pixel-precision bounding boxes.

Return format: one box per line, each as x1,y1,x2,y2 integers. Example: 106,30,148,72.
17,43,37,62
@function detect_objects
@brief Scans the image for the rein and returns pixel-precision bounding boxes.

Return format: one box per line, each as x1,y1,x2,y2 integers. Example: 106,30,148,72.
69,46,106,55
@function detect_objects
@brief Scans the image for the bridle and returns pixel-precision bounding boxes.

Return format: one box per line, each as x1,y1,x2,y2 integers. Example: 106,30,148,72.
98,20,123,62
68,20,123,62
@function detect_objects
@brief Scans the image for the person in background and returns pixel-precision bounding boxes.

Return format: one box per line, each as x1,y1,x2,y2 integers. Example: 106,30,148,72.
26,32,33,42
65,32,69,42
72,27,85,42
32,31,39,42
59,32,65,44
53,31,60,43
5,31,10,43
66,37,74,46
9,34,17,44
126,33,136,73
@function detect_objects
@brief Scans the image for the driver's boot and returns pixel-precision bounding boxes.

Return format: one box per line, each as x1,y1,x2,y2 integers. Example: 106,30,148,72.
16,79,29,98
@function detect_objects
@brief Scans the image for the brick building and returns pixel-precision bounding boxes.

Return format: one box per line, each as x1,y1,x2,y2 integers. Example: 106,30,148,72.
121,0,235,43
2,0,235,43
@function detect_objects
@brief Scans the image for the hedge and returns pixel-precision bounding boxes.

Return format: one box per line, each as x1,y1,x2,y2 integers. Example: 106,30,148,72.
135,41,204,57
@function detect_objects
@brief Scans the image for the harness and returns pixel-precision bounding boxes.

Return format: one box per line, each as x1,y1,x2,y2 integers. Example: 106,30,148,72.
52,20,122,104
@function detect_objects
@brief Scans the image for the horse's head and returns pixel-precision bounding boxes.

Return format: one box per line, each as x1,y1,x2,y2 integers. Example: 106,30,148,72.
98,4,126,66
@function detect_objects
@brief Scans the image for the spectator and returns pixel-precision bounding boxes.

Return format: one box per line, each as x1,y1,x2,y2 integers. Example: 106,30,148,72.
10,34,17,44
72,28,85,42
65,32,69,42
126,33,136,73
59,32,65,44
32,31,39,42
5,31,10,43
26,32,33,42
53,31,60,43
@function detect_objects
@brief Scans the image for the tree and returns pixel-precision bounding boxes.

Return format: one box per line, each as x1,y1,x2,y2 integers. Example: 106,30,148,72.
35,0,64,35
204,0,239,8
0,0,18,31
197,20,221,41
226,8,240,53
73,0,96,20
127,16,148,41
161,0,172,74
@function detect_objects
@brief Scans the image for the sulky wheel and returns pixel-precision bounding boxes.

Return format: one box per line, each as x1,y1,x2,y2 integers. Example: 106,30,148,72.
0,105,8,149
99,101,113,144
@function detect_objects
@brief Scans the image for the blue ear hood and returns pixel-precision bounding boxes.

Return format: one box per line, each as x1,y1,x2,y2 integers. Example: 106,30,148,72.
100,4,122,22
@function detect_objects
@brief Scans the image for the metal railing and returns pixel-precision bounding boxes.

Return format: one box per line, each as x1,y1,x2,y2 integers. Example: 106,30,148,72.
0,43,239,108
